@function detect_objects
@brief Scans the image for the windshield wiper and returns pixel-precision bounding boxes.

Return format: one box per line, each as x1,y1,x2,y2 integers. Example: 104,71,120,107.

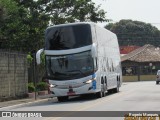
55,72,65,75
67,70,85,77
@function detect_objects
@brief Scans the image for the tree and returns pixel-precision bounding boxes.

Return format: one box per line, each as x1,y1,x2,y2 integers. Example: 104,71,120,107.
0,2,6,25
105,19,160,46
0,0,107,52
27,0,107,25
0,3,6,41
0,0,31,51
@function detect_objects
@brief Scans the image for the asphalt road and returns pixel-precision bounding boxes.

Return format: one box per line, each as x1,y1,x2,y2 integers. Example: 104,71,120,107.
1,81,160,120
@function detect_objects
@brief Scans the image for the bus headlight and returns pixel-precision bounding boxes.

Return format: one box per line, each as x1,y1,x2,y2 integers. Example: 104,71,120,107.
85,80,92,84
85,78,96,84
50,84,56,88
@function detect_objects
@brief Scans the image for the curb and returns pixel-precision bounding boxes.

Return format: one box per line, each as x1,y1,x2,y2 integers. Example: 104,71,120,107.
0,97,54,111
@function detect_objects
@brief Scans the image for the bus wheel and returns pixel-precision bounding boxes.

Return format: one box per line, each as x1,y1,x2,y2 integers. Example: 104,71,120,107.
96,90,103,98
113,81,120,93
107,89,113,94
57,96,68,102
103,91,106,97
156,81,159,84
102,85,106,97
113,86,119,93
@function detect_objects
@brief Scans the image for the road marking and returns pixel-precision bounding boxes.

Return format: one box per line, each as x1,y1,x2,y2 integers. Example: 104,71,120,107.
44,82,146,120
44,90,134,120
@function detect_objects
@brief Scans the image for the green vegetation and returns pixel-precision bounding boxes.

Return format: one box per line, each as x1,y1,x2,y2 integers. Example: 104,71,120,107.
36,82,48,91
1,1,160,50
28,82,35,93
105,19,160,46
27,52,33,64
0,0,107,52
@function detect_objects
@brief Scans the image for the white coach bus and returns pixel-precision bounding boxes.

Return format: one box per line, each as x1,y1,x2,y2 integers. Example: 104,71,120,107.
36,22,122,102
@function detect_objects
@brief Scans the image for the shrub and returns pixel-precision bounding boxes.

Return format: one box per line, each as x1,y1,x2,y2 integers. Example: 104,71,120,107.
28,82,35,93
37,82,48,91
27,52,33,64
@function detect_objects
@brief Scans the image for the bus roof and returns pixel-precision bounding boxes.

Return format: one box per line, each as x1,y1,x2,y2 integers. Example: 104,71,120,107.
46,22,95,30
46,22,116,38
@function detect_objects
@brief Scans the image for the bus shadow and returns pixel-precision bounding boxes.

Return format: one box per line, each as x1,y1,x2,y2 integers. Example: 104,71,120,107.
52,91,119,104
29,91,120,108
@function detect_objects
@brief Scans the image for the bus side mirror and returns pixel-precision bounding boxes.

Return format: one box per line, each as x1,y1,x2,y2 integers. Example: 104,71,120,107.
91,43,97,58
36,49,44,65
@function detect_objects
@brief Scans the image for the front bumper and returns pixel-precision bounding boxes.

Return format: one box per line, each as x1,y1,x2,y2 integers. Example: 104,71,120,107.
50,83,100,97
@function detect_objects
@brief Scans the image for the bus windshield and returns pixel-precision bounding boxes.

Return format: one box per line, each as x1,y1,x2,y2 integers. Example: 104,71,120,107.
45,24,92,50
46,51,94,80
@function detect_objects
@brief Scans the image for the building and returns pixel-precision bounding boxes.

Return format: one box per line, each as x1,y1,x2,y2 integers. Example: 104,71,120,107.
120,46,140,56
121,44,160,81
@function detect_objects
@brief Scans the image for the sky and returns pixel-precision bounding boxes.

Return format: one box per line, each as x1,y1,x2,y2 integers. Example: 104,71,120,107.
92,0,160,30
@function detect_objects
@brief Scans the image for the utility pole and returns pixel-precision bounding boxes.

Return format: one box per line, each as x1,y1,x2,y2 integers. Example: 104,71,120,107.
33,52,37,100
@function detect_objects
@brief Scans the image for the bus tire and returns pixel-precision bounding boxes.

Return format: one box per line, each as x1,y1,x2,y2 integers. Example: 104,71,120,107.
57,96,68,102
113,81,120,93
156,81,159,84
103,91,106,97
102,84,106,97
96,91,103,98
107,89,113,94
113,86,119,93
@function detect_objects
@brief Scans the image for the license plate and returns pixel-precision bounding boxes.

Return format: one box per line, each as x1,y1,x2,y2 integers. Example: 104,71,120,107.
67,91,75,96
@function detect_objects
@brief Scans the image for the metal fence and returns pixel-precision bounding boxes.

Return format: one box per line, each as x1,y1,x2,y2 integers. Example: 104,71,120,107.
0,50,28,101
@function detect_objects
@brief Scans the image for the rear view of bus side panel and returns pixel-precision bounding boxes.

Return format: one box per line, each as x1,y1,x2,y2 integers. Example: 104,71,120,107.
94,25,122,93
